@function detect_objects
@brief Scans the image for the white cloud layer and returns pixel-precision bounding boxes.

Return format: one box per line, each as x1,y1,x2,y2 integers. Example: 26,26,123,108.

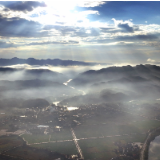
0,1,160,64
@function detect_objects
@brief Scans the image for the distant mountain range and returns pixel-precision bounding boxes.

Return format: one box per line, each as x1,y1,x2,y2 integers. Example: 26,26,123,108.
0,57,100,66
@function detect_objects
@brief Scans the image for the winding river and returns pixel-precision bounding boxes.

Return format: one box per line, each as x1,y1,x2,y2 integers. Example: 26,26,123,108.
52,79,85,111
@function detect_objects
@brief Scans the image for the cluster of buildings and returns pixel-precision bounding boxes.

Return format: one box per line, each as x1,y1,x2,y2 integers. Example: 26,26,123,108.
113,142,142,160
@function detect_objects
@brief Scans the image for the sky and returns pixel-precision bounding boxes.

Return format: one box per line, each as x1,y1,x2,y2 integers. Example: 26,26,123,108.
0,1,160,65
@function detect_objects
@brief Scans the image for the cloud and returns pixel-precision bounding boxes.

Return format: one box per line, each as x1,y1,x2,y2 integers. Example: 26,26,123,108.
116,34,159,41
0,15,49,37
0,1,46,12
83,32,159,44
147,58,156,63
43,25,77,36
117,23,134,32
77,1,106,8
79,10,100,16
43,25,100,37
0,41,16,48
112,18,139,33
146,58,160,64
73,27,100,37
27,40,79,46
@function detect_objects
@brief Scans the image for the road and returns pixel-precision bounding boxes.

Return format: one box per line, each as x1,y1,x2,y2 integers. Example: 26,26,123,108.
71,128,84,159
140,132,151,160
140,127,160,160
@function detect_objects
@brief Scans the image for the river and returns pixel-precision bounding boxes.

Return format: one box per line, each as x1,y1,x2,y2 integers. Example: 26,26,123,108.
52,79,84,111
148,135,160,160
52,79,86,111
63,79,86,95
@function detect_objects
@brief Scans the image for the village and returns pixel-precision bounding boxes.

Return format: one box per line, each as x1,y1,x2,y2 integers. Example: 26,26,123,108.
1,99,160,160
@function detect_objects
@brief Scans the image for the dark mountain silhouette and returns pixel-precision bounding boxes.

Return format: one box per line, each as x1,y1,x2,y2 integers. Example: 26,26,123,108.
0,57,99,66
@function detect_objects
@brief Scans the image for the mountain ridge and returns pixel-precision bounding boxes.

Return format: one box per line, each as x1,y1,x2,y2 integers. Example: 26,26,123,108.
0,57,102,66
70,64,160,87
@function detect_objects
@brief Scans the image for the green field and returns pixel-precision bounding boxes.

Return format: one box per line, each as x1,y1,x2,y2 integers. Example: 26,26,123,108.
0,135,24,153
78,135,146,160
131,120,160,132
50,129,73,141
5,145,66,160
31,141,77,155
21,129,73,144
1,118,160,160
21,134,49,144
79,138,117,160
74,123,140,139
19,119,160,159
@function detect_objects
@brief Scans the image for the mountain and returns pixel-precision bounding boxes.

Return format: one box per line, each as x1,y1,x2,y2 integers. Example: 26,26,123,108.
59,89,131,107
0,57,99,66
0,67,68,83
24,69,68,82
0,79,78,100
70,64,160,87
59,64,160,105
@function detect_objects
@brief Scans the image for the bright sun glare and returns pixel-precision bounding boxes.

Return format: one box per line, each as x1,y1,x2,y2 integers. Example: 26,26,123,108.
36,1,78,25
31,1,99,28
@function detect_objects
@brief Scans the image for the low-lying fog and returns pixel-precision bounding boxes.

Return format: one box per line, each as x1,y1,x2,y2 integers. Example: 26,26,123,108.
1,63,160,106
3,63,112,79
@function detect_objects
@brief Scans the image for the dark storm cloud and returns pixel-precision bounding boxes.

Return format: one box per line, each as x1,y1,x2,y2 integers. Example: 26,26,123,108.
0,1,46,12
0,15,49,37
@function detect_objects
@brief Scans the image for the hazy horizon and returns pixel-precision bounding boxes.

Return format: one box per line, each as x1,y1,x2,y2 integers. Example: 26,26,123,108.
0,1,160,65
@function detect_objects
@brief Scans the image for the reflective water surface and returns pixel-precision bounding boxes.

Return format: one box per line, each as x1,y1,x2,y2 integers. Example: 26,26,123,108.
67,107,79,111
